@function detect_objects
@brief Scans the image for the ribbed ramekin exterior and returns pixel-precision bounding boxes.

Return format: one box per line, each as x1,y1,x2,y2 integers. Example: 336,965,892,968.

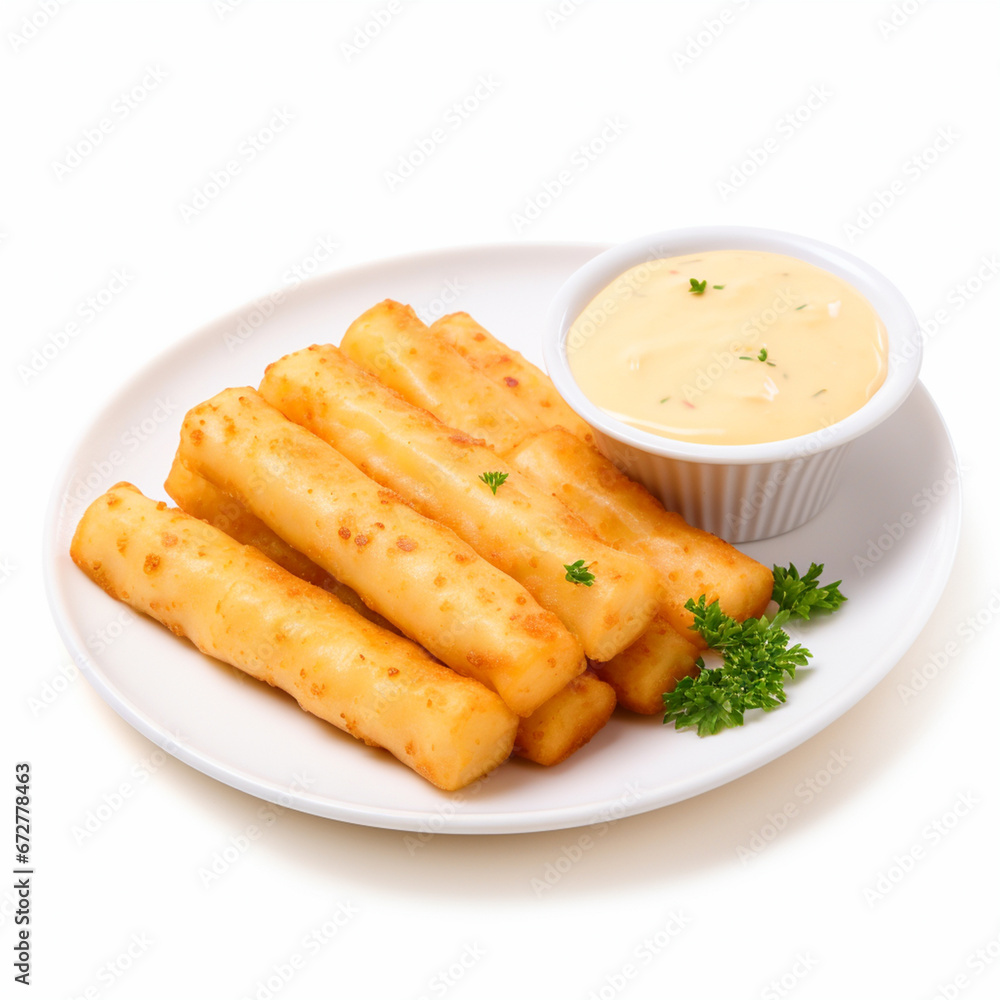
591,430,853,543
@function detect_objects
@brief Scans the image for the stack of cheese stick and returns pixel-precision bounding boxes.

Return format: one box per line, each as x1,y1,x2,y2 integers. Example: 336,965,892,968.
70,296,773,794
334,301,775,711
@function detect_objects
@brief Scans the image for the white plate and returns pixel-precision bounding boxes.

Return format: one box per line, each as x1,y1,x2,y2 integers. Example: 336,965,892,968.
44,243,961,835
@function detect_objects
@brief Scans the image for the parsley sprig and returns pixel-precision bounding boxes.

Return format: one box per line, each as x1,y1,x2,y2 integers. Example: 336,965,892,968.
563,560,596,586
478,471,509,495
662,564,846,736
772,562,847,619
662,597,811,736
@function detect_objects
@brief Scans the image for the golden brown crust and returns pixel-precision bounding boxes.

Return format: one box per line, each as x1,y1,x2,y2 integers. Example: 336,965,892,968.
430,311,596,446
259,341,660,662
514,671,616,766
175,387,585,717
507,426,774,634
71,482,518,791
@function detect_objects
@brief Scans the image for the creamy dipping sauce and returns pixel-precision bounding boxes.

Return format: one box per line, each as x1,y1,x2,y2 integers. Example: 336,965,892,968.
566,250,888,445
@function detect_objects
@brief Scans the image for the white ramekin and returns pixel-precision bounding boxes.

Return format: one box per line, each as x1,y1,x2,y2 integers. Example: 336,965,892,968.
544,226,923,543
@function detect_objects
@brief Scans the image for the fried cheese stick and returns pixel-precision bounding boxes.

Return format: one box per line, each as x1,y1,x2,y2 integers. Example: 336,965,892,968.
163,454,398,633
70,483,517,790
430,310,595,445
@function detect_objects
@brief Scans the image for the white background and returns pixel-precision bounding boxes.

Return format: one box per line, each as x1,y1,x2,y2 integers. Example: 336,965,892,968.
3,1,999,998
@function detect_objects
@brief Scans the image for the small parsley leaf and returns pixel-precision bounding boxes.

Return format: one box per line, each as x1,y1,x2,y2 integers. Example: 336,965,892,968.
563,559,596,586
688,278,708,295
478,471,509,495
741,348,775,366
